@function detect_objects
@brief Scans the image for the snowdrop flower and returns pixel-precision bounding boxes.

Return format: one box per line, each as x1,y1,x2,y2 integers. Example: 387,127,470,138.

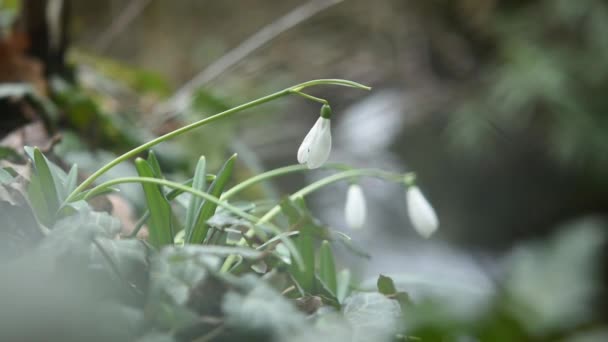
297,105,332,169
406,186,439,238
344,184,366,229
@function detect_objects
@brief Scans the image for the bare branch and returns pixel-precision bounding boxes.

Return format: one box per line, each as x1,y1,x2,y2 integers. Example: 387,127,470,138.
94,0,153,53
153,0,343,125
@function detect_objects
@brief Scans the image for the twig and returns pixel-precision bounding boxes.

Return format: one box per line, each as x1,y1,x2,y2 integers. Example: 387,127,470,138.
152,0,344,125
94,0,154,53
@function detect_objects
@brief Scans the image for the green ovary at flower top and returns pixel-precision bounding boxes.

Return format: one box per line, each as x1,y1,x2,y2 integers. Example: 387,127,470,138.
297,104,333,169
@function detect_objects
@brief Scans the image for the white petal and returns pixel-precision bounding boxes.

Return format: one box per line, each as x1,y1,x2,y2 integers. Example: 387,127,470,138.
305,118,331,169
345,184,366,229
406,186,438,238
297,117,323,164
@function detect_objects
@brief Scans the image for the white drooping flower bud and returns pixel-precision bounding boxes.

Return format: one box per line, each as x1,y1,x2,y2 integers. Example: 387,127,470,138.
344,184,366,229
297,116,332,169
406,186,438,238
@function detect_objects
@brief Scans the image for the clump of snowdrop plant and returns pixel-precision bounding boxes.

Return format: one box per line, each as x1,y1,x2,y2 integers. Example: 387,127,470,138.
53,78,440,278
297,104,332,169
344,183,367,229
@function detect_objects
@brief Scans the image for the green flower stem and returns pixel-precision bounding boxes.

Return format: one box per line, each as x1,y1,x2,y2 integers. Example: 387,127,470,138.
86,176,306,268
221,164,308,200
290,79,371,92
64,79,370,204
258,168,407,224
220,163,362,201
219,168,409,272
290,90,328,105
83,177,277,239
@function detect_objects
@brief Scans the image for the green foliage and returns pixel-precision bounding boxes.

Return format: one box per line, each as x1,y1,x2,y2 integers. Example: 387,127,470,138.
7,143,607,342
184,156,206,238
25,146,81,226
318,240,337,295
135,158,174,247
186,154,236,244
4,69,606,341
449,0,608,173
377,274,397,296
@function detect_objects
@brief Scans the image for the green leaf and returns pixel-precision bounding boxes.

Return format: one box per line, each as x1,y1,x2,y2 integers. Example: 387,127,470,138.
336,269,351,304
65,164,78,195
147,150,164,179
0,187,43,260
280,196,302,224
289,227,315,293
135,158,173,247
343,292,402,341
147,245,223,332
90,238,151,298
314,274,340,308
27,148,61,226
0,146,21,161
184,156,206,238
187,154,237,244
33,147,60,209
318,240,337,295
0,168,14,183
27,173,53,226
25,146,72,195
222,275,308,341
377,274,397,296
278,196,321,284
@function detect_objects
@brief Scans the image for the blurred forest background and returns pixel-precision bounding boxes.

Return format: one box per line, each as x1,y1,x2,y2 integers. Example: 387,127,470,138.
68,0,608,278
1,0,608,340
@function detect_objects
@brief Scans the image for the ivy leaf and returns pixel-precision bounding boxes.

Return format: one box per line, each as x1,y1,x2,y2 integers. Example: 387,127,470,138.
377,275,397,296
343,292,402,342
222,275,308,341
147,245,223,332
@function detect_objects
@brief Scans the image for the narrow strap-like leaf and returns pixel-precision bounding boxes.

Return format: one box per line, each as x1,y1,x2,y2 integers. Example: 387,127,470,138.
32,147,61,220
146,150,164,179
135,158,173,247
289,229,315,293
184,156,206,237
187,154,237,244
318,240,337,295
